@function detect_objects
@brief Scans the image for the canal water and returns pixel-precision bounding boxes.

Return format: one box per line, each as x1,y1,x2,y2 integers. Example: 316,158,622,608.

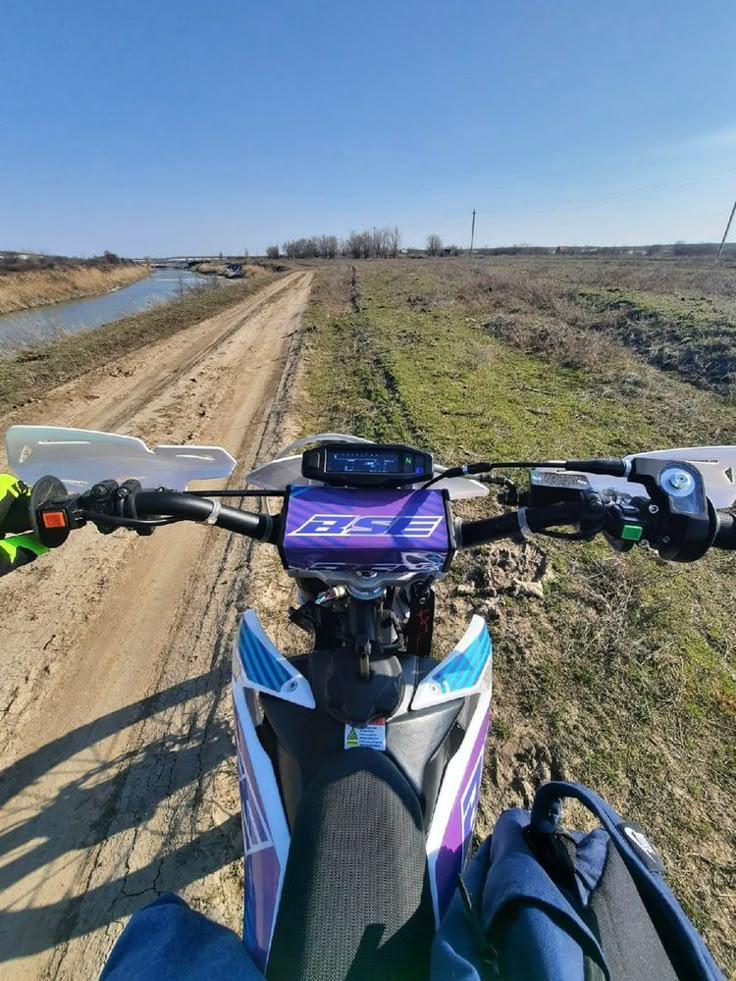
0,268,211,354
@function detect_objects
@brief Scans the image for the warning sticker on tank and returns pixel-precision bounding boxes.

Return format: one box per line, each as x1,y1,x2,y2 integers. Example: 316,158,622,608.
344,720,386,751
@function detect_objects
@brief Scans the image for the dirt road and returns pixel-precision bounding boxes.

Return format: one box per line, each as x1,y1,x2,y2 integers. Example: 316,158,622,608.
0,271,313,979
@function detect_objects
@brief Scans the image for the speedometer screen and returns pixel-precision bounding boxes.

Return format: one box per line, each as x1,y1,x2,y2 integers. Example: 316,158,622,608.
302,442,433,485
326,449,403,474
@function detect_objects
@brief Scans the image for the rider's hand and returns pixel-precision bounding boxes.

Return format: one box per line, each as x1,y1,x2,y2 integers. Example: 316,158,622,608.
0,474,48,576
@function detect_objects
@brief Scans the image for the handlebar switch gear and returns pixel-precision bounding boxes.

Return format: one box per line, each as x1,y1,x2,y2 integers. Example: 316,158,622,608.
603,496,649,553
114,480,154,535
86,480,121,535
31,475,75,548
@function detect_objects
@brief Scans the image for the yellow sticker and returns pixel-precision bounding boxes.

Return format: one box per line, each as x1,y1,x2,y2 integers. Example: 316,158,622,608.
344,720,386,751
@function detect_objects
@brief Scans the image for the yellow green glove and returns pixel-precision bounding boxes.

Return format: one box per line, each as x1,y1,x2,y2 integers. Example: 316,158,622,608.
0,474,49,576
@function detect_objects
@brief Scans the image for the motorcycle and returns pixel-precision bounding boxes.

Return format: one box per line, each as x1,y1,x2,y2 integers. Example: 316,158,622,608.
6,425,736,981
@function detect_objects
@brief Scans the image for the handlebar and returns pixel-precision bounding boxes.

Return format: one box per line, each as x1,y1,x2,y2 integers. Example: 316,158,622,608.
31,480,279,547
26,473,736,562
130,492,736,557
133,491,275,542
712,510,736,550
457,498,736,559
457,502,583,549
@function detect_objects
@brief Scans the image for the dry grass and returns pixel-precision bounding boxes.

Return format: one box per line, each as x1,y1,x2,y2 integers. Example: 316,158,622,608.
418,257,736,396
0,264,148,315
448,254,736,299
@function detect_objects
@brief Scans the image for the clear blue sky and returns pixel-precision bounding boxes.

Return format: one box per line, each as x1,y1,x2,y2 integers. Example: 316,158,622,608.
1,0,734,255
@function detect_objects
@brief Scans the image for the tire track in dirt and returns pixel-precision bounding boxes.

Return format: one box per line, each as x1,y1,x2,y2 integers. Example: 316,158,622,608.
0,272,313,979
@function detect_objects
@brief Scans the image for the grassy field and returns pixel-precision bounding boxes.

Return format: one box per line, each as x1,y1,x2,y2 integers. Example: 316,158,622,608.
452,255,736,396
0,270,284,413
0,263,148,315
299,257,736,972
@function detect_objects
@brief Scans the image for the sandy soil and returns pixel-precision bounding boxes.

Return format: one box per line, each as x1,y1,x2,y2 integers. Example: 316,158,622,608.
0,271,313,979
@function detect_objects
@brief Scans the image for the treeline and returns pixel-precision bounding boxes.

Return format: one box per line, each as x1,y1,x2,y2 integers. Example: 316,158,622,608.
0,250,132,273
476,243,736,258
271,226,403,260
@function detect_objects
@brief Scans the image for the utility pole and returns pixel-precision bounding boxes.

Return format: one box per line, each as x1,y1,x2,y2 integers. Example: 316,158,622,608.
469,209,476,258
717,198,736,260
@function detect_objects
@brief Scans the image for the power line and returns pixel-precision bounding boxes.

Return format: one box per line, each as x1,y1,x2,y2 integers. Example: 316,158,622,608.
472,169,736,218
469,209,476,258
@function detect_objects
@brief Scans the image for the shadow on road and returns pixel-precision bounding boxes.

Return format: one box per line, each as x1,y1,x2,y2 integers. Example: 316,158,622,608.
0,667,241,960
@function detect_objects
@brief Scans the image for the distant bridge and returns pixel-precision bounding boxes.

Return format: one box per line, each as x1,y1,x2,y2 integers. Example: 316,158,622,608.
132,256,244,267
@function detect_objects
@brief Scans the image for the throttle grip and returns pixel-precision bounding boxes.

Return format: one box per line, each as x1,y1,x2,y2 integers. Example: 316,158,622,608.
713,511,736,550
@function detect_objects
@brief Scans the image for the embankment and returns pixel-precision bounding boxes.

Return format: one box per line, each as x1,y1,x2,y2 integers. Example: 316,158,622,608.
0,263,149,315
0,268,286,413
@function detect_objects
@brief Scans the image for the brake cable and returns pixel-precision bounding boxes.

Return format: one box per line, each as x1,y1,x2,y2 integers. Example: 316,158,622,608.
422,460,566,490
422,457,629,490
79,510,184,530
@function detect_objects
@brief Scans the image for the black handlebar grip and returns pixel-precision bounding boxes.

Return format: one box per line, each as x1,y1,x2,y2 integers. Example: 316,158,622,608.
458,502,586,549
713,511,736,550
524,501,583,531
457,512,522,549
133,490,275,542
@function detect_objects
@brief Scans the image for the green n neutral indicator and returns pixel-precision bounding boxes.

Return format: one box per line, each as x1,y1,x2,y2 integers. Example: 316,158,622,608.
621,524,643,541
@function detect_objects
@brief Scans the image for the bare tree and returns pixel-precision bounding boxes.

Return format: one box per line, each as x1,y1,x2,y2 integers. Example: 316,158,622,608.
318,234,338,259
282,237,320,259
345,231,363,259
388,226,401,258
378,227,394,258
279,226,401,260
426,233,442,256
371,227,390,258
